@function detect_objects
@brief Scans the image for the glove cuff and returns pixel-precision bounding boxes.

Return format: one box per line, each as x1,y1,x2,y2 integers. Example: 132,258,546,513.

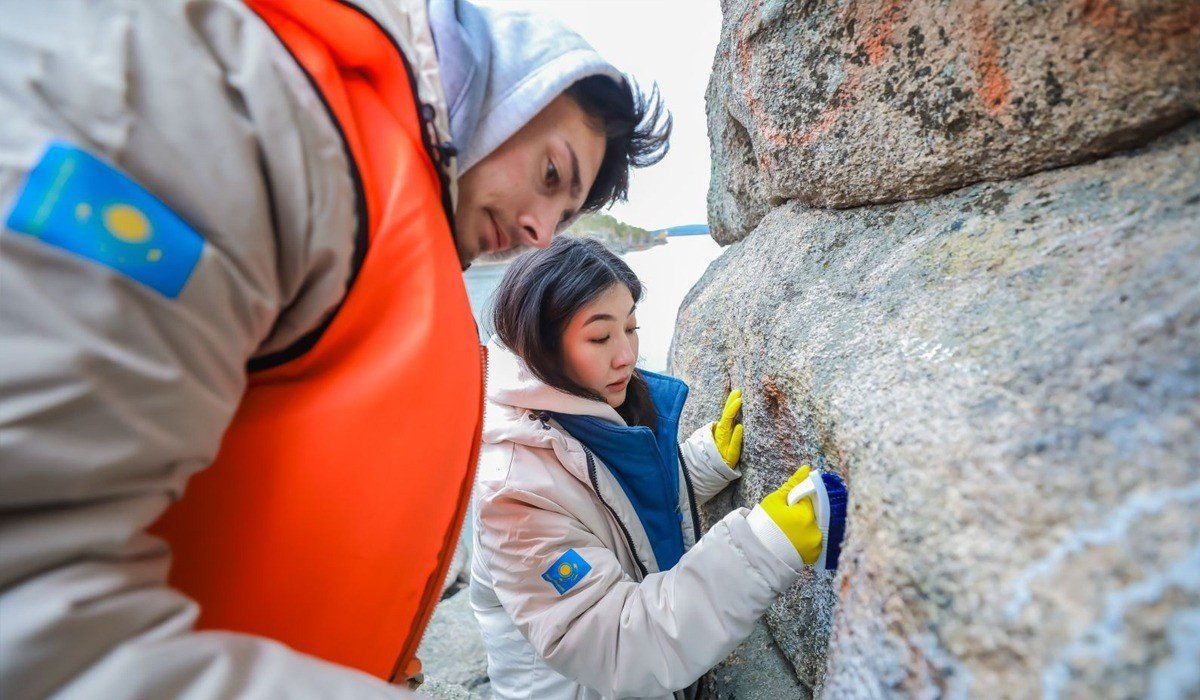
747,504,805,572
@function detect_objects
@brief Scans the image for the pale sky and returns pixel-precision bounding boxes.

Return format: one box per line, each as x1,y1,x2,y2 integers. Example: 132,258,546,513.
473,0,724,232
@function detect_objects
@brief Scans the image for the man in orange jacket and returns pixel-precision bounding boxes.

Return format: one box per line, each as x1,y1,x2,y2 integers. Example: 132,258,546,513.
0,0,670,697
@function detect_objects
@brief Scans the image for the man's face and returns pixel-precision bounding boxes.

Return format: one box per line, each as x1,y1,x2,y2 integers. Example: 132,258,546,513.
454,95,607,265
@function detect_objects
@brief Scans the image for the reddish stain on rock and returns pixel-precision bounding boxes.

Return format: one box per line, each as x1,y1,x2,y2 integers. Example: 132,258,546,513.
736,0,876,150
1080,0,1200,41
793,74,866,149
860,0,907,65
758,374,805,468
970,8,1011,116
734,0,773,145
761,375,790,421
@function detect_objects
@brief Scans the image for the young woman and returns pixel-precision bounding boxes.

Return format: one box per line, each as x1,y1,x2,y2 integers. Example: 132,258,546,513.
470,236,847,699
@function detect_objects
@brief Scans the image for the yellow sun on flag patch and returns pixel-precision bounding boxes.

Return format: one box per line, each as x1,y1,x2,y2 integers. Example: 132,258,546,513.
5,141,204,298
542,549,591,595
103,203,152,243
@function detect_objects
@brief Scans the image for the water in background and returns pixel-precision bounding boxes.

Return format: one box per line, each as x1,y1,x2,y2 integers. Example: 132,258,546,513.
463,235,723,372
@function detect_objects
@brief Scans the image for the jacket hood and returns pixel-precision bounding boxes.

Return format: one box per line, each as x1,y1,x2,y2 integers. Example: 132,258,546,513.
483,338,624,446
428,0,625,174
485,338,623,417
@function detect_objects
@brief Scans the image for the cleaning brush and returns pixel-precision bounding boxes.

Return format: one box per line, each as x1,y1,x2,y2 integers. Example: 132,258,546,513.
787,471,848,570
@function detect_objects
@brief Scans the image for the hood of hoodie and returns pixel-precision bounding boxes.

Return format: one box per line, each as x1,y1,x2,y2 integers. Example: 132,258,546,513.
428,0,625,174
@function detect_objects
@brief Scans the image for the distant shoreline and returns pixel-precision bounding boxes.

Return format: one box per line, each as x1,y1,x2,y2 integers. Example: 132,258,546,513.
465,237,666,270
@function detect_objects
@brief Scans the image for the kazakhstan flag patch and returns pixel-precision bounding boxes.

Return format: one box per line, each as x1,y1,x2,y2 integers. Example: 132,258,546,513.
542,549,591,595
5,141,204,298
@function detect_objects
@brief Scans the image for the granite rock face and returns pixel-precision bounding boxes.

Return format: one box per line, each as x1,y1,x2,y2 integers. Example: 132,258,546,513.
706,0,1200,242
675,125,1200,697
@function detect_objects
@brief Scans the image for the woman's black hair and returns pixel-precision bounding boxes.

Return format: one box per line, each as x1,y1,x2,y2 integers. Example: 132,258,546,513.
565,75,672,212
491,236,657,429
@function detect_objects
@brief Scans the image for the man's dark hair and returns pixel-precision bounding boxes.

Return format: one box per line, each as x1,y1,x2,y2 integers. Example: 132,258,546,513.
491,236,657,429
565,75,672,212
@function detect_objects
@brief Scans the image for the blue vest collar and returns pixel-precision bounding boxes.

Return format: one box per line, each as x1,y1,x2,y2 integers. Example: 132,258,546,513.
551,369,689,571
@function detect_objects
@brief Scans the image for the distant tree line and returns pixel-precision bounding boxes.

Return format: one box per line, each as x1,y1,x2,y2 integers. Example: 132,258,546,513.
563,212,665,253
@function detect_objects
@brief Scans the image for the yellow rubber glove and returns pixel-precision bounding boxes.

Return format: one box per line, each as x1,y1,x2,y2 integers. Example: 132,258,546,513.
758,466,824,565
712,389,744,467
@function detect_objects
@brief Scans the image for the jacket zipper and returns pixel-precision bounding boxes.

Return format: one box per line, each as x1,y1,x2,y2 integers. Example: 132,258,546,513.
389,344,487,684
584,448,650,579
336,1,456,232
677,445,703,546
342,1,469,678
246,1,475,685
246,0,456,372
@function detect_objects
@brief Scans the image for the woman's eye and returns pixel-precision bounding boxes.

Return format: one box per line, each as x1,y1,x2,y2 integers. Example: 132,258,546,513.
545,160,560,186
590,335,610,344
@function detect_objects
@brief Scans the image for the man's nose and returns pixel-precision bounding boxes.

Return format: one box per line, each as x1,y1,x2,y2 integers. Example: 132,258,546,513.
515,202,557,249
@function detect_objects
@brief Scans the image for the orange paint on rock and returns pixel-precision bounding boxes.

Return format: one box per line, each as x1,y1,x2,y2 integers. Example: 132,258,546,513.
773,0,901,147
1080,0,1200,42
734,0,776,147
860,0,907,66
735,0,871,150
760,375,790,422
970,8,1011,116
796,73,865,149
732,0,937,160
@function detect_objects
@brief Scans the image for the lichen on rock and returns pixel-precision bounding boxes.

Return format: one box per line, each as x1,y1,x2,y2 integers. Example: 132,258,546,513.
705,0,1200,241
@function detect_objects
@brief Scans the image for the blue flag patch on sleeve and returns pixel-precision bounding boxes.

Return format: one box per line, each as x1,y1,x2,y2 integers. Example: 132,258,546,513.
5,140,204,298
541,549,592,595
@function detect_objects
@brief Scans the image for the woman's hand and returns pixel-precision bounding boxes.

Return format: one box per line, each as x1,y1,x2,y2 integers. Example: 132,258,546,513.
750,466,825,567
713,389,744,468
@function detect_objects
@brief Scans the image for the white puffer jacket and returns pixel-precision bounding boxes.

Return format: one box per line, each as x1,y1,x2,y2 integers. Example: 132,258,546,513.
470,341,802,699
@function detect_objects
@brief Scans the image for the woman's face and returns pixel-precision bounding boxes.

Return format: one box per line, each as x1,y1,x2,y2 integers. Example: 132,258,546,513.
561,283,639,408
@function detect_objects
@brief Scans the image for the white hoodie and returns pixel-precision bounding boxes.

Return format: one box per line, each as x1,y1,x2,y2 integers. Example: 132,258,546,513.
469,341,802,699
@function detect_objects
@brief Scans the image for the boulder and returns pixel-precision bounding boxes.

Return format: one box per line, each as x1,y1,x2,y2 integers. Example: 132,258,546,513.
706,0,1200,241
674,123,1200,696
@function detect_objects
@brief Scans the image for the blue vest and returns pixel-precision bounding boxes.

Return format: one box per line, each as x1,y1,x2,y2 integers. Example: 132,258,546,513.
552,369,689,571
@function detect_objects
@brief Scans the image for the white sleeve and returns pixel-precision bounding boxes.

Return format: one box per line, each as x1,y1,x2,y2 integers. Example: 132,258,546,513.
679,422,741,505
0,3,409,697
476,486,798,698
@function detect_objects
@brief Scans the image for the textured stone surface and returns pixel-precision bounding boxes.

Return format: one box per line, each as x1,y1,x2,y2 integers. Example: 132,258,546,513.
419,678,479,700
706,0,1200,242
417,588,491,698
675,124,1200,697
700,619,809,698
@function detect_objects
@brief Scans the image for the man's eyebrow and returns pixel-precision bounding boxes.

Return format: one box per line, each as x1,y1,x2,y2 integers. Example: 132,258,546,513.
558,145,583,228
567,143,581,199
